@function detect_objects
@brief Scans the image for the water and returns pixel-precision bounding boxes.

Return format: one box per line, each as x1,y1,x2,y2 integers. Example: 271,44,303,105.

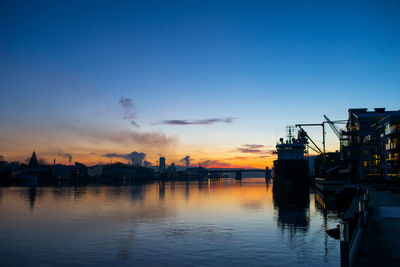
0,178,341,266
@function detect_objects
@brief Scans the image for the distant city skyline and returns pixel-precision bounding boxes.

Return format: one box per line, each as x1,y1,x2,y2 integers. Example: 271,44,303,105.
1,0,399,168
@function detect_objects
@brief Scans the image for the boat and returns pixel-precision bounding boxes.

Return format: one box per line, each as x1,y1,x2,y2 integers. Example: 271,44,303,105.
273,126,309,182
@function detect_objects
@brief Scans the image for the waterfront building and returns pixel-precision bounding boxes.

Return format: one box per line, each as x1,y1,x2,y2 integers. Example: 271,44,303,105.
341,108,400,180
371,115,400,180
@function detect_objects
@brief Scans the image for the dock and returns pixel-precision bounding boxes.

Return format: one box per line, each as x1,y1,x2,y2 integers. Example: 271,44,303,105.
354,189,400,266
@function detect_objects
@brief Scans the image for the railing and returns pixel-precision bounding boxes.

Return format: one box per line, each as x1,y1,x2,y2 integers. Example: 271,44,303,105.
339,190,369,267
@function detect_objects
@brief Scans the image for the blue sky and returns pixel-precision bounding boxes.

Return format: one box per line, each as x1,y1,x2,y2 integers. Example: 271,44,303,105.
1,0,399,166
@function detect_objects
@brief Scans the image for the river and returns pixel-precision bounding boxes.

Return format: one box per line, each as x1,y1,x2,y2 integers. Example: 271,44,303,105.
0,178,340,266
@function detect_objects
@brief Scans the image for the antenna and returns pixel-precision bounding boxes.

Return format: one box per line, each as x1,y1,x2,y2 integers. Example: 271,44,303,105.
286,126,295,143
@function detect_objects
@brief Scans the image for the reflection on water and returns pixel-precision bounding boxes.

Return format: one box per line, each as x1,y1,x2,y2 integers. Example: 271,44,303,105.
0,178,340,266
273,181,310,233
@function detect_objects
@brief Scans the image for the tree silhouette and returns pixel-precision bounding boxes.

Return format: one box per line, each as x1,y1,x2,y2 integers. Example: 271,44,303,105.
29,151,38,167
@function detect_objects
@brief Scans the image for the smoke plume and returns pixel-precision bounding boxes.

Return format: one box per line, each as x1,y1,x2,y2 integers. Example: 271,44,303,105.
56,152,73,163
198,159,231,168
180,155,191,168
119,97,140,128
103,151,146,166
63,153,73,163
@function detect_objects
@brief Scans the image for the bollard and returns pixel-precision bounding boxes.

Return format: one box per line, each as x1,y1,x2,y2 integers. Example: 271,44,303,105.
340,221,350,267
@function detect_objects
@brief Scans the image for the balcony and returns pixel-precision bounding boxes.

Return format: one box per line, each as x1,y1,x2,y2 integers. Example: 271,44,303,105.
385,126,399,135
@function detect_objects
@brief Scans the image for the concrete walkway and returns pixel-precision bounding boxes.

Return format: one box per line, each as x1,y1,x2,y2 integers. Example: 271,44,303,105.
355,190,400,266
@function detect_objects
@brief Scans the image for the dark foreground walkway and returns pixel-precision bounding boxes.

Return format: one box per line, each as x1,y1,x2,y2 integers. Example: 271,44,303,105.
355,190,400,266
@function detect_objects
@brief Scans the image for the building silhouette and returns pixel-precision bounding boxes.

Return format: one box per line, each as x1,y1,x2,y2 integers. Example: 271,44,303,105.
159,157,166,172
341,108,400,180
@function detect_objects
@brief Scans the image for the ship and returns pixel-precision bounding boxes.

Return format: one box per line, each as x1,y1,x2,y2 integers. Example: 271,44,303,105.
273,126,309,182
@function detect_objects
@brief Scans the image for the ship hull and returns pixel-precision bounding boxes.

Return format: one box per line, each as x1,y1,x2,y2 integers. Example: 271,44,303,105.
273,159,309,183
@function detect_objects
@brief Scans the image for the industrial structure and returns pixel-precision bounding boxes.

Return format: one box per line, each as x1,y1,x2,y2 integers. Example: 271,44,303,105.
290,108,400,181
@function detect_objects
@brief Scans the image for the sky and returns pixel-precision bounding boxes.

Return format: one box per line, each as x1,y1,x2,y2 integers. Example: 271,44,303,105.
1,0,400,168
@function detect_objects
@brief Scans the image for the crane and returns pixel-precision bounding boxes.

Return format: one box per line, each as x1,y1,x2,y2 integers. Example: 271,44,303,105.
323,115,347,141
295,123,325,155
296,116,347,155
297,126,323,154
323,115,341,139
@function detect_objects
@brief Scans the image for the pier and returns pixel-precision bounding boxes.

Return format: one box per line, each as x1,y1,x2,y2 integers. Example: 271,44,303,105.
335,187,400,267
354,189,400,267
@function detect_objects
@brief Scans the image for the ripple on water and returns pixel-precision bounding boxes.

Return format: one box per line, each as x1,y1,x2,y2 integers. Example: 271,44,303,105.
0,179,340,266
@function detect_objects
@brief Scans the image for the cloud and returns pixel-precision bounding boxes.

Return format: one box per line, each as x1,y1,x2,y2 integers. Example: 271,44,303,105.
254,155,270,158
91,130,176,147
225,155,272,160
230,156,247,160
153,117,236,125
236,144,273,155
236,148,264,153
243,144,264,149
119,97,140,128
56,121,176,147
0,116,176,164
103,153,126,158
103,151,146,166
